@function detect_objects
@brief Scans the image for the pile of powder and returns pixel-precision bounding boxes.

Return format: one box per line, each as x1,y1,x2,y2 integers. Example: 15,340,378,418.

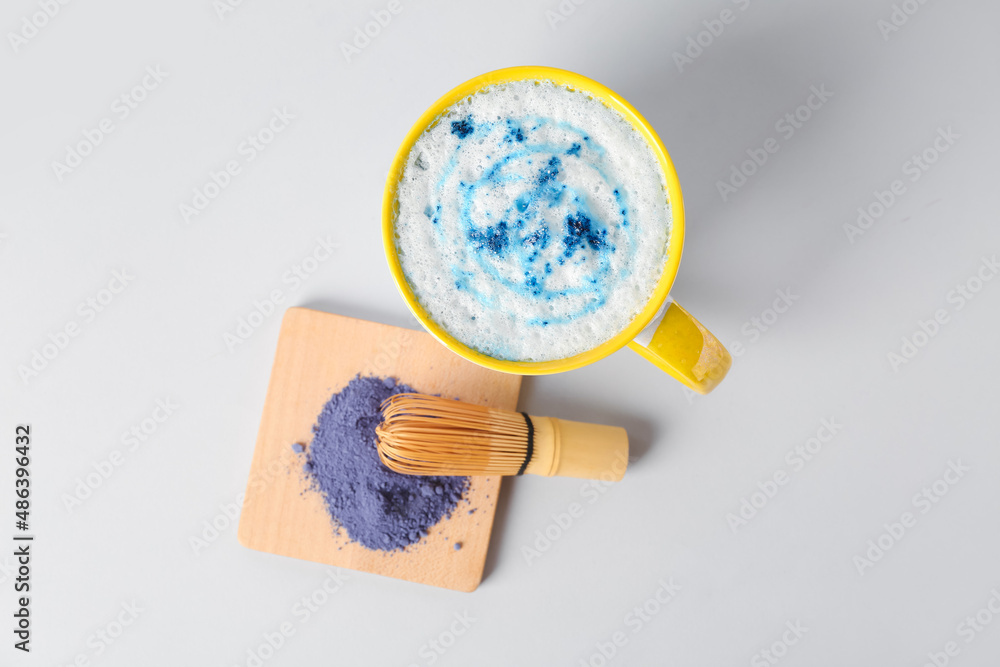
301,375,469,551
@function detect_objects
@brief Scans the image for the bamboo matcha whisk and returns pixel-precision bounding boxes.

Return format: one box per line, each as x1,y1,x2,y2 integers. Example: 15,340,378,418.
374,393,628,481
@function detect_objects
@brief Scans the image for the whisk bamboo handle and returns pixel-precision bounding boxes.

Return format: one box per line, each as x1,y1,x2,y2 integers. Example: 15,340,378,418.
524,417,628,481
374,394,629,481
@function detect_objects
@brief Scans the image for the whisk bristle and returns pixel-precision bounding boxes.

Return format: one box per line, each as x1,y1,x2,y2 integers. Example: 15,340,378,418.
375,393,530,476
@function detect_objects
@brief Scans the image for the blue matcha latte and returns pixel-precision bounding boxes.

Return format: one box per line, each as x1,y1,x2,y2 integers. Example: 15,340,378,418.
395,79,672,362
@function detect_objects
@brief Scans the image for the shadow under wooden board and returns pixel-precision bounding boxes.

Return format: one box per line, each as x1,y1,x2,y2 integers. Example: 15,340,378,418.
238,307,522,592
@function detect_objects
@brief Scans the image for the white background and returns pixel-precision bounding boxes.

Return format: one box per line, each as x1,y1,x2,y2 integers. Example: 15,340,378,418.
3,0,1000,665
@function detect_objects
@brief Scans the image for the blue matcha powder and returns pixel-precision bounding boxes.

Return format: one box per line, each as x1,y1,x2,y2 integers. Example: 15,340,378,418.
300,375,469,551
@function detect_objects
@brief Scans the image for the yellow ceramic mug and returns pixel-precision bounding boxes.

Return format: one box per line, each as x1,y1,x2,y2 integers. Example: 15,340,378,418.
382,66,731,394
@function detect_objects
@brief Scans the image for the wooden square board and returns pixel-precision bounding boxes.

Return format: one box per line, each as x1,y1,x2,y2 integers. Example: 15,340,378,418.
238,307,522,591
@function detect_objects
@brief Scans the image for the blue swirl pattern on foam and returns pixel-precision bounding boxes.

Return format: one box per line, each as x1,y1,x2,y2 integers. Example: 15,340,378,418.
426,115,636,346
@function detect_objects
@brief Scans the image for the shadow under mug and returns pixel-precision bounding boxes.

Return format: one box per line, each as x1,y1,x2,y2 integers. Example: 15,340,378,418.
382,66,731,394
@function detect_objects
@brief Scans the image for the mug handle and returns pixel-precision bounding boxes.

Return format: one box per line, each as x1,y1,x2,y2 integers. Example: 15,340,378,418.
627,298,732,394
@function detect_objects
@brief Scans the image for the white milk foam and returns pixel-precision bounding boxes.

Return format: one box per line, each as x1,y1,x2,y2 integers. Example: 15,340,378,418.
395,79,672,362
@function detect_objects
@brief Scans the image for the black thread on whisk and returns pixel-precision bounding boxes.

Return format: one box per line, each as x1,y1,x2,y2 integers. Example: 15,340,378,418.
517,413,534,476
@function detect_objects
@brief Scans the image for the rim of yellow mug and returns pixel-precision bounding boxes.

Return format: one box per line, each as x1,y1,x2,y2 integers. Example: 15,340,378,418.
382,65,685,375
